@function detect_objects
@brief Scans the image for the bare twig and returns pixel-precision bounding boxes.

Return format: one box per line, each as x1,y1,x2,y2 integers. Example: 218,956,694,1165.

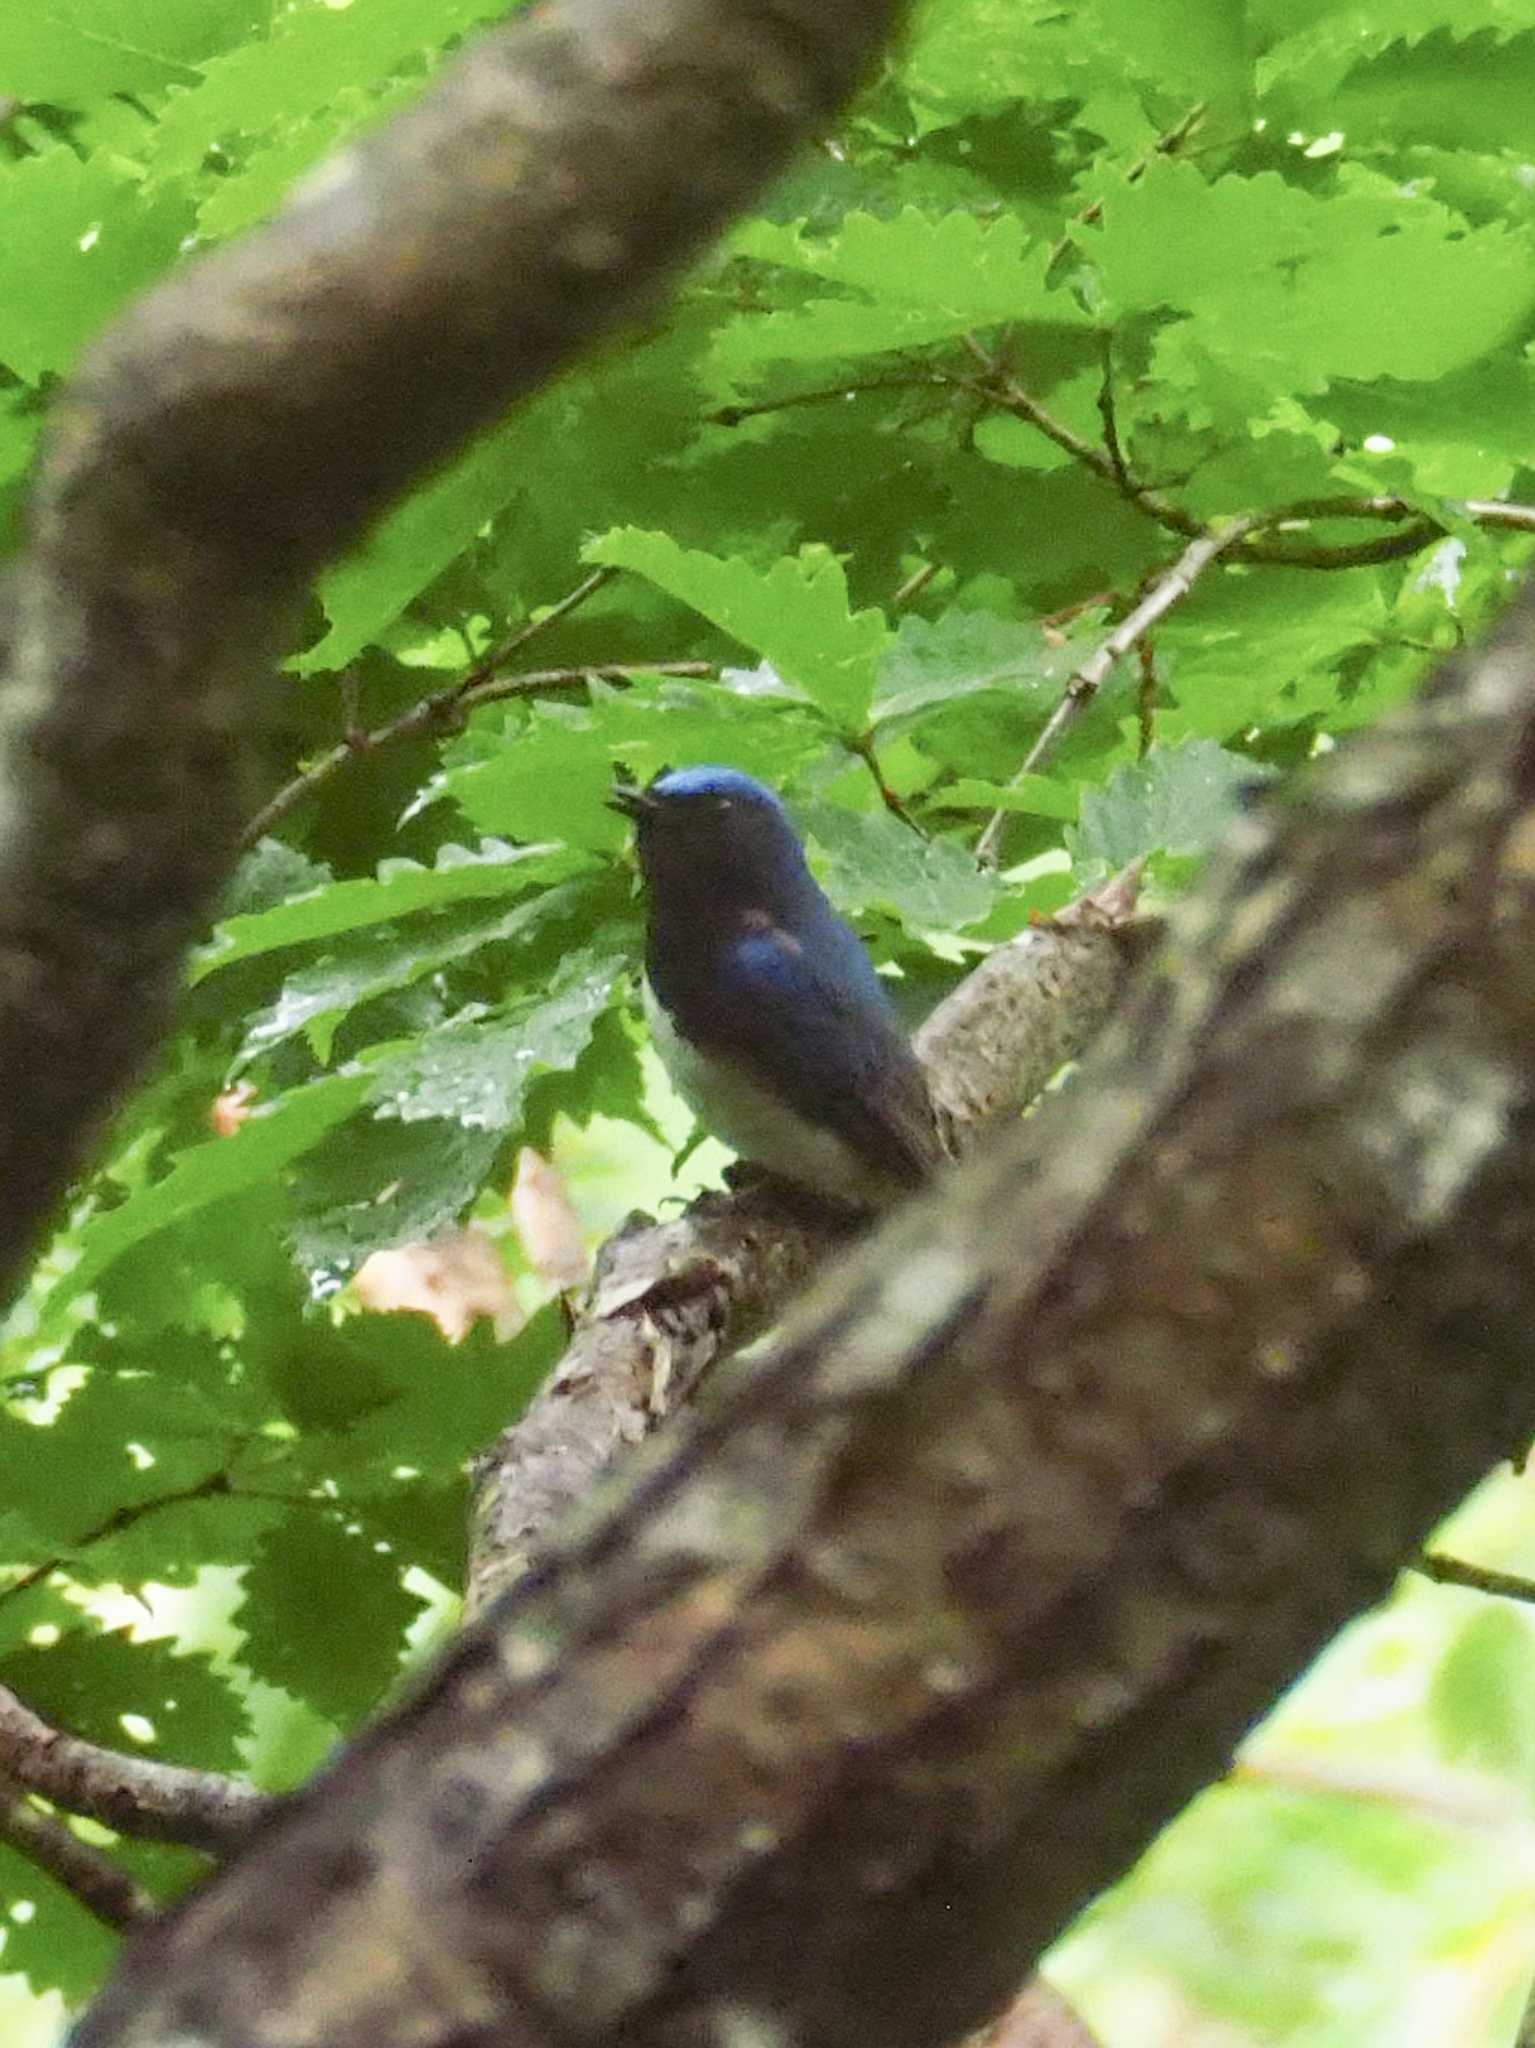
1048,101,1208,266
1096,333,1132,496
891,560,939,611
0,1470,238,1614
961,335,1199,534
1416,1552,1535,1604
1135,635,1157,758
0,1683,268,1854
846,731,922,829
0,1772,152,1930
239,658,712,847
705,369,948,427
975,516,1257,866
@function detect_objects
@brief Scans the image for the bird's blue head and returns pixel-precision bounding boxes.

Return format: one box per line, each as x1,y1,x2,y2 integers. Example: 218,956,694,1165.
610,766,814,912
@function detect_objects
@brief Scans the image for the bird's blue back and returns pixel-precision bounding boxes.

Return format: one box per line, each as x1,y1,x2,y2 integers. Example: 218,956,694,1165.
631,768,944,1199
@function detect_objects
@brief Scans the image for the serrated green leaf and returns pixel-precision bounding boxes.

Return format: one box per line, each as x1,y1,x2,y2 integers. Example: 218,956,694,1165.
149,0,518,173
294,410,542,674
237,877,599,1064
287,1118,501,1280
1258,4,1535,109
197,77,423,239
901,0,1082,126
197,841,579,981
733,205,1078,327
0,1374,234,1554
274,1305,562,1487
0,0,273,102
873,610,1083,731
1089,159,1535,391
1069,739,1275,872
927,774,1078,821
584,530,889,731
434,704,630,852
31,1070,374,1334
0,149,196,384
235,1511,429,1725
369,944,627,1129
0,1629,249,1774
0,1837,118,2000
797,801,994,932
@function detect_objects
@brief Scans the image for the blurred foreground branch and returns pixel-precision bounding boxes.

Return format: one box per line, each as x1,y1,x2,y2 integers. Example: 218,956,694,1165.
75,597,1535,2046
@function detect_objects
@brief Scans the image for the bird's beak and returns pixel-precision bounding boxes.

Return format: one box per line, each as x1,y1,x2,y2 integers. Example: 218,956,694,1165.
607,783,656,821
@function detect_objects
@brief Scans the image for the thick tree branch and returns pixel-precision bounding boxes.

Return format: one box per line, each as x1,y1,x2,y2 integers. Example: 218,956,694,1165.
466,867,1146,1613
0,0,909,1304
73,595,1535,2048
0,1684,267,1856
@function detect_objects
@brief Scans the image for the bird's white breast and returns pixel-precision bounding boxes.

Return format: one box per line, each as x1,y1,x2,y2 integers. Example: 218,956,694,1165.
642,978,889,1207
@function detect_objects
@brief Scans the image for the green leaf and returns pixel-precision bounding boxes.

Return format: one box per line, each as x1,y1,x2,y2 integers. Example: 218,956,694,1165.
1088,158,1535,391
434,703,631,852
0,1372,234,1555
368,944,627,1129
797,801,994,932
718,207,1089,377
1069,740,1275,873
294,410,543,674
32,1069,374,1334
237,877,600,1064
0,1838,118,2000
196,841,580,981
288,1117,501,1280
1429,1605,1535,1778
927,774,1078,822
873,610,1084,731
149,0,518,173
275,1306,562,1487
0,1629,248,1775
236,1510,430,1726
584,529,890,731
0,0,273,102
0,149,196,384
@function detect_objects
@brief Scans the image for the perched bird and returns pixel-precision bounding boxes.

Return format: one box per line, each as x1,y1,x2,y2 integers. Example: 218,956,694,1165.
610,765,946,1209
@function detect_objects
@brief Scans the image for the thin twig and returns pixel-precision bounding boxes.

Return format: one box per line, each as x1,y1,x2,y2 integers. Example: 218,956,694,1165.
1135,636,1157,758
891,560,939,611
846,732,921,830
1048,101,1208,266
0,1470,236,1612
240,658,712,848
706,370,947,427
975,516,1258,866
0,1682,267,1854
1416,1551,1535,1604
0,1771,152,1930
240,565,621,848
1096,332,1132,496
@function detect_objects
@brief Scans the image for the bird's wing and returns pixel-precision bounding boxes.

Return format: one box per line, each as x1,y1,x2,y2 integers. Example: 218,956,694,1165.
715,923,946,1190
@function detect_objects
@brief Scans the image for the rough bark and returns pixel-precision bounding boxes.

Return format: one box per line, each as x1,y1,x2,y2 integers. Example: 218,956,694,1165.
0,0,908,1302
0,1684,265,1856
72,600,1535,2048
467,873,1145,1613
